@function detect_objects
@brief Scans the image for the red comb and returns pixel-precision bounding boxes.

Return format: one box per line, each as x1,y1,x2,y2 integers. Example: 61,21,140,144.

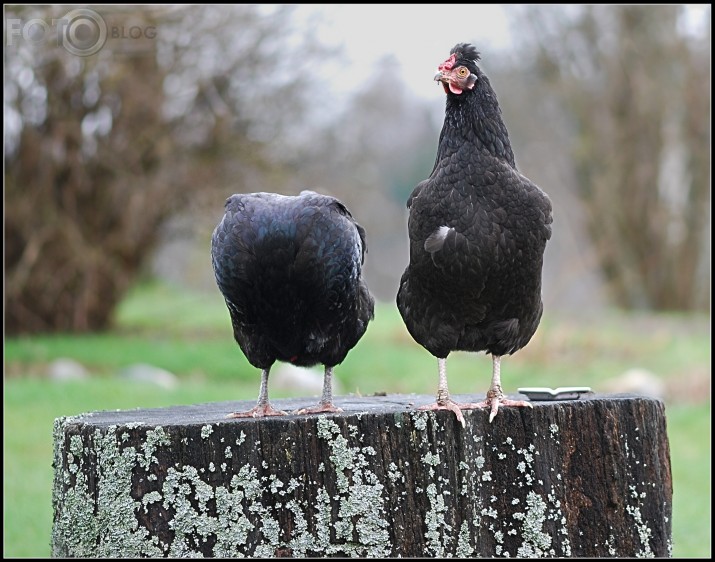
438,53,457,71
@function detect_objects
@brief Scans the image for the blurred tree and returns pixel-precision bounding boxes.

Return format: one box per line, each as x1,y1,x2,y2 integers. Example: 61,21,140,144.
512,5,710,311
5,5,331,334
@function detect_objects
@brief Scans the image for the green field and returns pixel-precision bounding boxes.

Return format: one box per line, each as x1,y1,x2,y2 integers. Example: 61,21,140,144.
3,282,711,557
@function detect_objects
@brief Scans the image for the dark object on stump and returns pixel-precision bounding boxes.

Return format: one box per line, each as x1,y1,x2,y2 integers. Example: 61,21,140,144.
210,191,374,417
52,394,672,557
397,44,554,425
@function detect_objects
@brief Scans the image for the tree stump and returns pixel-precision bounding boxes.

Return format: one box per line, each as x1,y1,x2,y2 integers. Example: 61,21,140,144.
52,393,672,557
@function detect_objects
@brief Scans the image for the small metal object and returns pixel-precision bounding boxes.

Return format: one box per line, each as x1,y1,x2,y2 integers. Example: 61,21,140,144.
517,387,593,401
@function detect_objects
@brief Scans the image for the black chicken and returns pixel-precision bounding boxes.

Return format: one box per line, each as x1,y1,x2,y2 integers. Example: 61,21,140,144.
396,43,553,426
211,190,374,417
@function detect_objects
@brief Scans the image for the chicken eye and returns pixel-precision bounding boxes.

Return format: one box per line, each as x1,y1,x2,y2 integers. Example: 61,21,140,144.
457,67,469,77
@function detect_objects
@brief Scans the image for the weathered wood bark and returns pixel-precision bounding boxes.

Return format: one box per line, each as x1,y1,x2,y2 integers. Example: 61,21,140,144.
52,393,672,557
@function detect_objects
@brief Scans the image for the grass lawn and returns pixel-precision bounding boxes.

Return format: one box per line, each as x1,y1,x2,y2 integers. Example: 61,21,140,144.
3,281,711,557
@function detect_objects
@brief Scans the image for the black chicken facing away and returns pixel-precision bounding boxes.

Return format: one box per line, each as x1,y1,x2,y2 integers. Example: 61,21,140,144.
396,43,553,426
211,190,375,417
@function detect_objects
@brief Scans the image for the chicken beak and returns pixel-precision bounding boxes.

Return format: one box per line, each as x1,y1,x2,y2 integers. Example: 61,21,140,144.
435,70,451,94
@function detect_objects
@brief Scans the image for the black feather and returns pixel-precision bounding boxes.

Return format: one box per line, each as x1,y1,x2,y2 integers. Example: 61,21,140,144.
212,190,375,372
450,42,481,63
397,44,553,361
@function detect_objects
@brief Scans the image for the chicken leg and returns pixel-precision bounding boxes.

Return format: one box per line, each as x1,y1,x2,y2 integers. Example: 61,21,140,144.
227,368,288,418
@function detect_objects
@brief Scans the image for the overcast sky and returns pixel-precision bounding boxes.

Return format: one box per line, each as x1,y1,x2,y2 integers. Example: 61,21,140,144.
295,4,709,105
295,4,513,102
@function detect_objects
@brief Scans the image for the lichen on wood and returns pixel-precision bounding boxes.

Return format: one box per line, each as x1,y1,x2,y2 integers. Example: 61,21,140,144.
51,394,672,557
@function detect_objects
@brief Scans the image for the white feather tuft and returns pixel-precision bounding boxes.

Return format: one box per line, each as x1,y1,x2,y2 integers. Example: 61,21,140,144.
424,225,454,253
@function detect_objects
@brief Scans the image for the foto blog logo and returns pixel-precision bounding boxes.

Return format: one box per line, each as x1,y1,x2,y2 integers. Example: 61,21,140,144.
6,8,156,56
